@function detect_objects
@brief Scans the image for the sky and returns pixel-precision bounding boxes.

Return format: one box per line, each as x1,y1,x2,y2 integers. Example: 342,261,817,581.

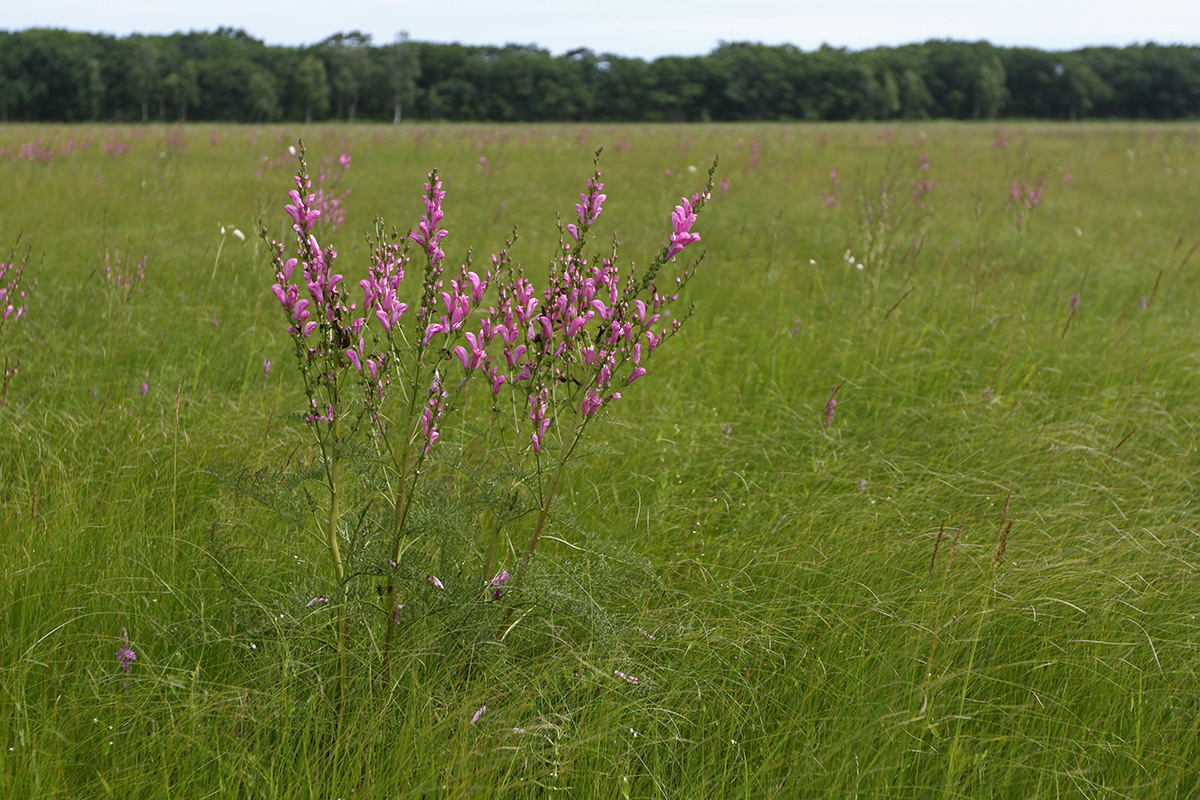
5,0,1200,59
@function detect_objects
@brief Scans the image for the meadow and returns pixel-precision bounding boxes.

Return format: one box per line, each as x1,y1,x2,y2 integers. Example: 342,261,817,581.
2,120,1200,798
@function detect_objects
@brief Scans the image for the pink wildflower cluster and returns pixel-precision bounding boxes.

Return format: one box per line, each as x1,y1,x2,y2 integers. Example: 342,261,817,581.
458,164,710,453
15,138,53,164
270,143,712,462
911,153,936,208
103,250,147,296
103,140,131,157
410,173,448,265
824,166,840,208
310,156,352,232
1009,178,1045,229
912,178,936,209
1,242,32,401
269,162,365,426
0,251,31,328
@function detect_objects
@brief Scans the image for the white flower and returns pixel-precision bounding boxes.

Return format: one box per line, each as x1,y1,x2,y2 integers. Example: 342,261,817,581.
232,229,245,241
288,145,297,156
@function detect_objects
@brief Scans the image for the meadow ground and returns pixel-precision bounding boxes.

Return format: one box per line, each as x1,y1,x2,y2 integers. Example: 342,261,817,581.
3,121,1200,798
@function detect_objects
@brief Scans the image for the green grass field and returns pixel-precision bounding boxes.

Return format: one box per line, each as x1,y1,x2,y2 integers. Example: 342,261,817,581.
3,121,1200,798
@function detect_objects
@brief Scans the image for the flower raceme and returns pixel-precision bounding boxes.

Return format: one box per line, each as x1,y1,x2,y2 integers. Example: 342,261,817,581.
269,143,714,459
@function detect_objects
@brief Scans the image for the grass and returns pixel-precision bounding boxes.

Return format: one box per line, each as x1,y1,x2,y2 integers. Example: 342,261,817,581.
3,120,1200,798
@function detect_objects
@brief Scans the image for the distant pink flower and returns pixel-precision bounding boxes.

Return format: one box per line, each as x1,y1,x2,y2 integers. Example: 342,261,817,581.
471,705,486,724
116,647,136,672
427,574,444,589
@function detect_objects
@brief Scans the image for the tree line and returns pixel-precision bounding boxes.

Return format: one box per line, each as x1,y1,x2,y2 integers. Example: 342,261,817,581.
2,27,1198,123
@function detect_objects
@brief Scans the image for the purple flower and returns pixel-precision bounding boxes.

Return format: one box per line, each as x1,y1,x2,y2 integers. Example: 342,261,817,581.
116,647,136,673
666,197,701,259
471,705,486,724
1070,294,1080,312
140,381,149,396
491,570,510,587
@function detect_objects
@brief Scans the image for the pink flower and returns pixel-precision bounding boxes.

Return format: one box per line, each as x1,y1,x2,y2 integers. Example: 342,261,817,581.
666,197,701,259
471,705,486,724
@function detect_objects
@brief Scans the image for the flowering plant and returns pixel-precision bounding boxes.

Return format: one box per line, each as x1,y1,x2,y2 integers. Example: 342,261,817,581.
0,237,33,402
261,143,715,681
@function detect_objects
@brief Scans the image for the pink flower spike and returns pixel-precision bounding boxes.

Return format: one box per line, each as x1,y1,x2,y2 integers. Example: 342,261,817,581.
471,705,486,725
427,575,445,590
491,570,510,587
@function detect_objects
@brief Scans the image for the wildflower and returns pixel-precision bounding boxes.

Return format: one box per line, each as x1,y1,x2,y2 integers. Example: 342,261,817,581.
1070,294,1080,312
410,172,448,265
615,670,639,685
427,574,444,589
116,647,136,671
232,228,245,241
471,705,487,724
490,569,510,600
140,381,149,396
666,197,701,259
306,595,330,607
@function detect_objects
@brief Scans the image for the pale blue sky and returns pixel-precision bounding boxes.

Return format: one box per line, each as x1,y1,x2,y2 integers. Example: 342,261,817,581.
5,0,1199,58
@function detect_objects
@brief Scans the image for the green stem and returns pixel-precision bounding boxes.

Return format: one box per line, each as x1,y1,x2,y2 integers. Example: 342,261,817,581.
382,358,425,679
520,422,587,574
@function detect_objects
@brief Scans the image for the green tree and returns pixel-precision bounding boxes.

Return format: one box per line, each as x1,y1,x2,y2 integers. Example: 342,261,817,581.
85,57,105,120
131,37,160,122
248,70,280,122
297,55,330,122
163,59,200,121
323,32,372,120
899,66,934,118
388,31,420,124
974,56,1009,119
